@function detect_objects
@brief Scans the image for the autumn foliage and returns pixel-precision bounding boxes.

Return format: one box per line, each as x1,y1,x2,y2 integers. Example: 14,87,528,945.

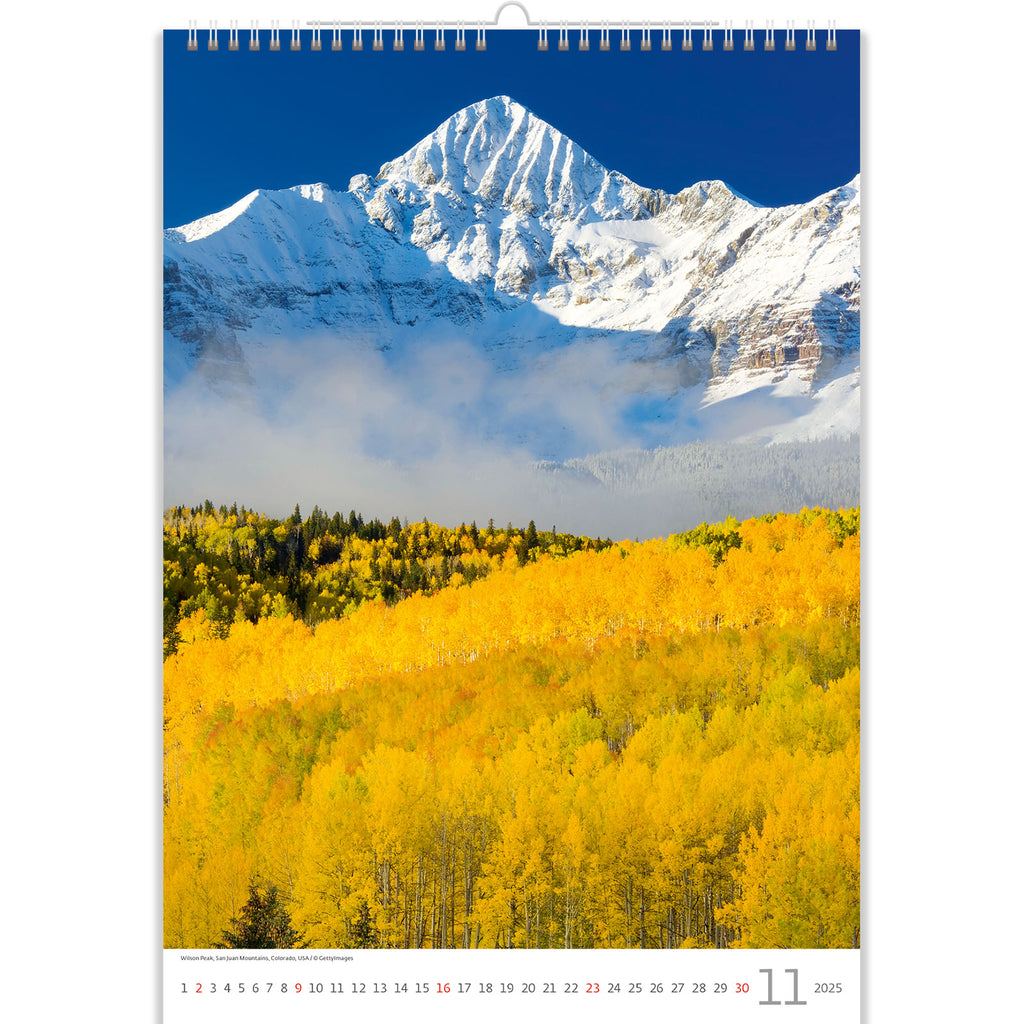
164,503,610,656
164,507,859,950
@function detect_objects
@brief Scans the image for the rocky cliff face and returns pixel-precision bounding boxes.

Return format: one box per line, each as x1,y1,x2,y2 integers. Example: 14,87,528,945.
164,95,859,443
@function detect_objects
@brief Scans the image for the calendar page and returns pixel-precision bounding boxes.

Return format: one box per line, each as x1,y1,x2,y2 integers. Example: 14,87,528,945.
162,13,860,1022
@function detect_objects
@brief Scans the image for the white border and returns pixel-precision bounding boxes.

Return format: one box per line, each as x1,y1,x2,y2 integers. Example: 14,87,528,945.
2,1,1018,1020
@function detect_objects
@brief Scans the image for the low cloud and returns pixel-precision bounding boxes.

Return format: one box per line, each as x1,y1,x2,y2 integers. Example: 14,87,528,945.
165,334,663,536
163,334,859,538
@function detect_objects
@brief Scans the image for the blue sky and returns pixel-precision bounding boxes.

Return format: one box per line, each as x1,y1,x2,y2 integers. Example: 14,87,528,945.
164,28,859,228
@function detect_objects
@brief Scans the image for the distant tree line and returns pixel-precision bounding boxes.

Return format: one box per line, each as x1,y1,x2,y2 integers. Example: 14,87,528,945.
163,502,612,657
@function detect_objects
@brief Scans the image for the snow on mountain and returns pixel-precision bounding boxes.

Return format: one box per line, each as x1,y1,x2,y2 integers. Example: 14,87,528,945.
164,95,860,455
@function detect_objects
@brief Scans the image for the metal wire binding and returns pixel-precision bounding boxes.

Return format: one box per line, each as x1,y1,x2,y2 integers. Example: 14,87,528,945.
187,20,197,50
243,13,839,57
207,19,218,51
229,21,239,51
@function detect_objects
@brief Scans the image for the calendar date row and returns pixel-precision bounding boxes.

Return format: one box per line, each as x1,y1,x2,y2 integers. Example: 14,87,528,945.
181,978,841,996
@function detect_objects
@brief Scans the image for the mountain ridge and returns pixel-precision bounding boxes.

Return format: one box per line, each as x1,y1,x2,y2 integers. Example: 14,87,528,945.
164,95,860,451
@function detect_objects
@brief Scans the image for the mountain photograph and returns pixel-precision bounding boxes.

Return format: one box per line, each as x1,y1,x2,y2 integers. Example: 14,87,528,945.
165,92,859,537
163,30,861,953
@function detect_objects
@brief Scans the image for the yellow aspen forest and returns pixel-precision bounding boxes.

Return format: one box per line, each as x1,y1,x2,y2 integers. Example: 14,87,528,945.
163,507,859,950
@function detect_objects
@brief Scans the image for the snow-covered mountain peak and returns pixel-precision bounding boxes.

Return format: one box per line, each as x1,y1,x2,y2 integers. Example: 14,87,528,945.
378,95,559,185
165,189,261,243
375,95,661,224
291,182,329,202
164,96,860,453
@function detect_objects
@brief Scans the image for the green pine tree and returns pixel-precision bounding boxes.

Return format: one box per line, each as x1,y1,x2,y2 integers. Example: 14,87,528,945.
214,883,303,949
526,520,539,550
350,901,378,948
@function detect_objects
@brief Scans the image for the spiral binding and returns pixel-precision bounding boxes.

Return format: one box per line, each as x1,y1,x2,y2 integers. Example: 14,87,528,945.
185,9,840,53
